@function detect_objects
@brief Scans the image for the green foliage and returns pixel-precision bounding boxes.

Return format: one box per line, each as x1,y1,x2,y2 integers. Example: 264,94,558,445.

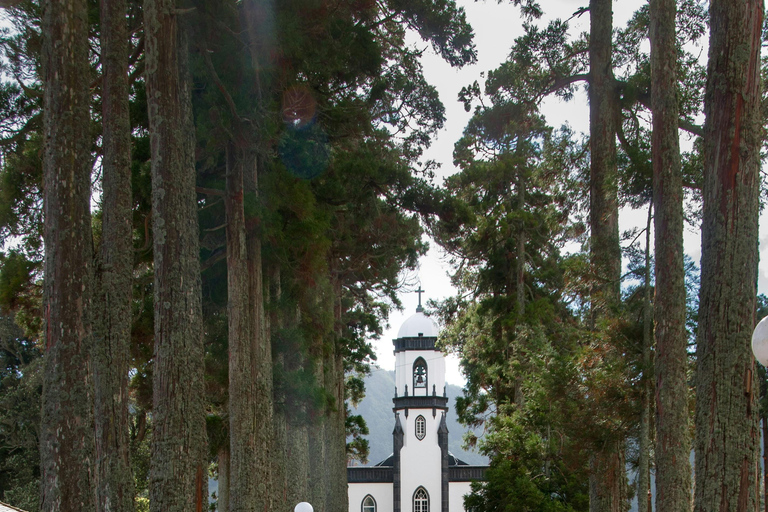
465,413,588,512
0,250,41,337
345,409,370,464
431,45,594,508
0,316,41,512
130,411,151,505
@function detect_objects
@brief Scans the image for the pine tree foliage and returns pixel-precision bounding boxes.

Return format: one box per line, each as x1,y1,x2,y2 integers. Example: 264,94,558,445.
431,59,593,509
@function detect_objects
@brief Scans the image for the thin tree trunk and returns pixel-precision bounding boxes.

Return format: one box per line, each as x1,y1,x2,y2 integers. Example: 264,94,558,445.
693,0,763,510
637,206,653,512
650,0,692,509
309,331,326,512
94,0,135,508
588,1,626,510
514,163,526,409
588,0,621,305
269,266,290,512
40,0,96,509
143,1,207,510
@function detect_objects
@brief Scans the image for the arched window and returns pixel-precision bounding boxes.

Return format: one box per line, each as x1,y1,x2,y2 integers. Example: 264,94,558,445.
413,487,429,512
362,495,376,512
413,357,427,390
415,415,426,440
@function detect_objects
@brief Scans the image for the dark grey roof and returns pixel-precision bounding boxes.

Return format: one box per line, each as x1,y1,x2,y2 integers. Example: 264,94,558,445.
370,451,469,468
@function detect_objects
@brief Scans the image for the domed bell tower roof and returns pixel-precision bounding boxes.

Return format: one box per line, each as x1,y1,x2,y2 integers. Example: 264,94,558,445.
397,311,438,339
395,287,437,339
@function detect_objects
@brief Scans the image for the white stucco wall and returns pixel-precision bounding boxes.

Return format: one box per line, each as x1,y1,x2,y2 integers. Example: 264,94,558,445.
348,482,393,512
448,481,473,512
394,350,446,398
399,409,443,512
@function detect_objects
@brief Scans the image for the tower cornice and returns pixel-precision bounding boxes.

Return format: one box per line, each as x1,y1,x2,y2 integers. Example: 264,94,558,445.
393,336,439,353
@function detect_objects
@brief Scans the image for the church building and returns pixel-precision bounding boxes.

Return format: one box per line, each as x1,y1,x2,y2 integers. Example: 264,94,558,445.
347,296,488,512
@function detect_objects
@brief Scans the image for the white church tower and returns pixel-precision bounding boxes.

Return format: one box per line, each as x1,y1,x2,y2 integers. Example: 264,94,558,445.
348,290,486,512
392,288,449,512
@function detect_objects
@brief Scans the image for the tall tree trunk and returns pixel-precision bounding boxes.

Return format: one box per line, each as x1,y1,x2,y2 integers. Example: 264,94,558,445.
637,206,653,512
39,0,96,509
326,284,349,512
226,141,262,512
589,446,628,512
650,0,692,510
693,0,763,510
283,307,311,508
93,0,135,509
143,2,207,511
218,446,230,512
760,367,768,512
244,150,274,511
588,1,626,510
309,331,327,512
269,267,290,512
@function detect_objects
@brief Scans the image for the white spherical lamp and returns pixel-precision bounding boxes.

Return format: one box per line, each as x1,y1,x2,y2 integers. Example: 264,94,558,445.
294,502,313,512
752,316,768,366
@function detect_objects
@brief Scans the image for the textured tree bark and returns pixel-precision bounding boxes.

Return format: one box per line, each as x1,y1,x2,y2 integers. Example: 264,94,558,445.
693,0,763,510
143,1,208,510
245,150,275,512
588,0,621,305
309,333,327,512
326,285,349,512
763,407,768,512
278,306,311,509
650,0,692,510
588,1,627,510
285,415,311,508
589,446,628,512
268,267,290,512
218,446,230,512
40,0,96,510
93,0,135,509
225,145,273,512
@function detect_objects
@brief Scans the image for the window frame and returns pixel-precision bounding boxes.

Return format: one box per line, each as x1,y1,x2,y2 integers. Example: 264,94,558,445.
415,415,426,441
413,357,428,391
361,495,376,512
413,486,429,512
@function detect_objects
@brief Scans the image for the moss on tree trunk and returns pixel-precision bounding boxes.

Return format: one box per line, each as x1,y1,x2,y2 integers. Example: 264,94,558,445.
587,1,627,510
40,0,96,509
143,1,207,510
93,0,136,508
650,0,692,509
694,0,763,510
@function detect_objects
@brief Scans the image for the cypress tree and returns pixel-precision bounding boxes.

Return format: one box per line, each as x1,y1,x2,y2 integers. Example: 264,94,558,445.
693,0,763,509
39,0,96,509
143,1,207,510
650,0,691,509
93,0,136,508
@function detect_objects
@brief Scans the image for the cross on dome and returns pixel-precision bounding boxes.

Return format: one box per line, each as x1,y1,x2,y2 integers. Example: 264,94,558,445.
415,286,425,312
